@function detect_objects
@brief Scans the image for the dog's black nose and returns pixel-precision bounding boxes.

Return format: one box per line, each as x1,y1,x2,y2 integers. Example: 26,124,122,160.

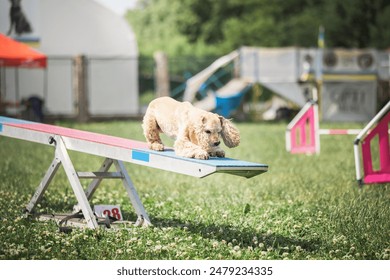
214,141,221,146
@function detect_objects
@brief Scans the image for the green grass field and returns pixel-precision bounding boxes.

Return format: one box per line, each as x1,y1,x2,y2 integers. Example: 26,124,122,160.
0,120,389,260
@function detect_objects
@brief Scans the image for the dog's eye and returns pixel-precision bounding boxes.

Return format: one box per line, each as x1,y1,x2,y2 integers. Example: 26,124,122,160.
205,130,211,134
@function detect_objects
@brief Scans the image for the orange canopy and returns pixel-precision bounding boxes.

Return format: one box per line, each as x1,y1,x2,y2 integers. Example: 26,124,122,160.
0,33,47,68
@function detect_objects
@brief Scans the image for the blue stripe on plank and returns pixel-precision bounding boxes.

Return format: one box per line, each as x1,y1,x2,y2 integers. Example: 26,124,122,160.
135,148,267,168
0,123,2,132
132,150,150,162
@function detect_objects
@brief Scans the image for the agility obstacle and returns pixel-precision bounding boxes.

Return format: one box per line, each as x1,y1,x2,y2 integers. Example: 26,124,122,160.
0,116,268,229
286,100,361,154
354,101,390,185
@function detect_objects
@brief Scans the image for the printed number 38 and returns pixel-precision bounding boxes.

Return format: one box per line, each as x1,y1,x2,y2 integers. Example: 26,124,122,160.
103,208,121,220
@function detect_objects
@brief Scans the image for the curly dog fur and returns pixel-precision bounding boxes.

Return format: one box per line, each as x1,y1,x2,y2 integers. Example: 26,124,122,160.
142,97,240,159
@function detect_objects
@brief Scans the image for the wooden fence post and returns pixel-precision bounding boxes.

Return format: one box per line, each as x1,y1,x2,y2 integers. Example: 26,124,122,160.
74,55,89,122
154,51,170,98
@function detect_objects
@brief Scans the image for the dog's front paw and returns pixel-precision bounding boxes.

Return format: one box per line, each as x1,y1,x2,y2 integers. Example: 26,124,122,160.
149,142,164,151
209,148,225,158
194,150,209,160
215,149,225,158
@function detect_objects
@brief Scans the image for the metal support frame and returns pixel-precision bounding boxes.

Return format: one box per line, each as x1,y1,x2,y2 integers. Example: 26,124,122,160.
25,135,151,229
1,115,267,229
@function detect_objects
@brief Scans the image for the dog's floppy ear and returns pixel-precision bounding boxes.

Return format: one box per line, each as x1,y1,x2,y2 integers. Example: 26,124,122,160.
219,116,240,148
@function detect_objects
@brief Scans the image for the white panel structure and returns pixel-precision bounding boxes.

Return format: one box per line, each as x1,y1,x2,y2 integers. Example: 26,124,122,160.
0,0,139,118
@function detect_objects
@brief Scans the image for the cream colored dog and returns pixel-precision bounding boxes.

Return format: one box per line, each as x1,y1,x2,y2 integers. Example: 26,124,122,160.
142,97,240,159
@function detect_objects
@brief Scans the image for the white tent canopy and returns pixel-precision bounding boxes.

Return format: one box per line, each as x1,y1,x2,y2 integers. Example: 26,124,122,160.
40,0,138,57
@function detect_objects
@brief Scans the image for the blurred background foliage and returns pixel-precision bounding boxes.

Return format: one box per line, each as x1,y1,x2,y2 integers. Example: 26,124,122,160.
127,0,390,58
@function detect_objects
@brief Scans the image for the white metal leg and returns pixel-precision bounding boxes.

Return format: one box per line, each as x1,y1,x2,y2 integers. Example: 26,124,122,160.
114,160,152,227
25,156,61,213
55,136,99,229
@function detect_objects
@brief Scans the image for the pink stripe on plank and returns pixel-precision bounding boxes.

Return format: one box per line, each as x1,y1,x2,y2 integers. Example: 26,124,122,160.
6,122,149,150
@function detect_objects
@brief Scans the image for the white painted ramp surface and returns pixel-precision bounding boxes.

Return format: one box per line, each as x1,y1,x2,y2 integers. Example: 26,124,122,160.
217,79,249,97
194,93,216,111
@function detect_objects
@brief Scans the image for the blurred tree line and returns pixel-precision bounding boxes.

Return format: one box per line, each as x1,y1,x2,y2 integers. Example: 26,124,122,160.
127,0,390,57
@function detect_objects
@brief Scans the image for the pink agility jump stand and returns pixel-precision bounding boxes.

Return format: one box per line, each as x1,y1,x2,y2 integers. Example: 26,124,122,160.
286,101,320,154
354,101,390,185
286,101,362,155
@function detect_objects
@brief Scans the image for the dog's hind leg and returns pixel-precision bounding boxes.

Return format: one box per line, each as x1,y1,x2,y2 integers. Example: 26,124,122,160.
142,113,164,151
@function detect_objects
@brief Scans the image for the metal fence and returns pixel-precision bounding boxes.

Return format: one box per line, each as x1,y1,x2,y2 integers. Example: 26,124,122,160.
1,55,139,120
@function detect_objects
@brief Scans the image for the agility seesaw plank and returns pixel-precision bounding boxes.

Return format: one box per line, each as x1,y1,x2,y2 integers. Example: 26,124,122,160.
0,116,268,229
0,116,267,178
